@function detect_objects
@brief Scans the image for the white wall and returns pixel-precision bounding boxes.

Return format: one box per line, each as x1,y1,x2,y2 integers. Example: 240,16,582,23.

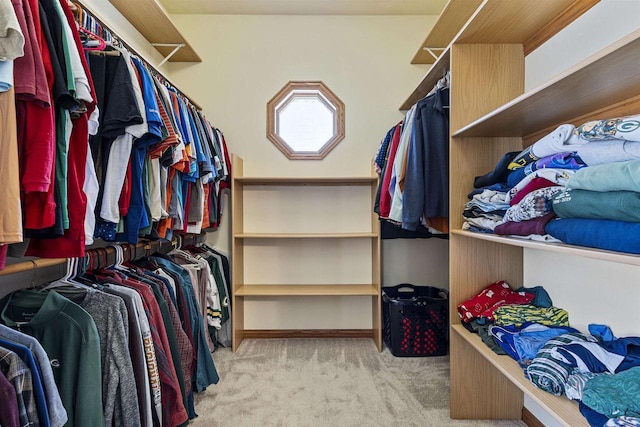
523,1,640,424
167,14,447,329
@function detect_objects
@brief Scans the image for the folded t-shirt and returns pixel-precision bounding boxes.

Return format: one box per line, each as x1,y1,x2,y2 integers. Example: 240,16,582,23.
545,218,640,254
553,189,640,222
567,160,640,193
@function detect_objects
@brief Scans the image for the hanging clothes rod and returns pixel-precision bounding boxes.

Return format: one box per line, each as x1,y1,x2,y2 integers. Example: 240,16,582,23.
0,233,207,277
72,0,202,110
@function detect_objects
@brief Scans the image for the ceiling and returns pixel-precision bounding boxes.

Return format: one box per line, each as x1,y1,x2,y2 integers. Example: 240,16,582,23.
159,0,448,16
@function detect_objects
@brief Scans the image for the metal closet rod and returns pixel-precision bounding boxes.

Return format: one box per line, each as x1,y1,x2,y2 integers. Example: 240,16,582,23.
0,233,207,277
72,0,202,110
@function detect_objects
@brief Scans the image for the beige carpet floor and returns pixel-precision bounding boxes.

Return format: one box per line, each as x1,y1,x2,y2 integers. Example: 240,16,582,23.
190,338,526,427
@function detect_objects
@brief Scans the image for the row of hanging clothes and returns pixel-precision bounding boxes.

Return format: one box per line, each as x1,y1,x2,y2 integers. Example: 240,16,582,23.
0,239,231,427
0,0,231,269
373,71,450,238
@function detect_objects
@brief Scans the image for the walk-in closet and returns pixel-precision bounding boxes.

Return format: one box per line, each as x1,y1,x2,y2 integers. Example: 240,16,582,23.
1,1,639,426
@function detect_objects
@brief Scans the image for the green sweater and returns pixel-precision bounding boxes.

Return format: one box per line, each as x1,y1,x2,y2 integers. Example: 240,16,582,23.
0,290,104,427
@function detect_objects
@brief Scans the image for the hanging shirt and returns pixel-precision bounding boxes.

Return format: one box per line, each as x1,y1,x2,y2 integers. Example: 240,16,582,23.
0,338,50,427
99,50,146,226
402,88,450,231
388,105,417,223
0,366,20,427
0,345,40,427
13,0,56,230
0,89,23,244
0,0,24,61
0,290,104,427
102,285,158,427
58,289,140,427
0,324,67,427
96,270,188,427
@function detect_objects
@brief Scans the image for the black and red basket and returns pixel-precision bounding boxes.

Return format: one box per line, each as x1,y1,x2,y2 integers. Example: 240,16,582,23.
382,284,449,357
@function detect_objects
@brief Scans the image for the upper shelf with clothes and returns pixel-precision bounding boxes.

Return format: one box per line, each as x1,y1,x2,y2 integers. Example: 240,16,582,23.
76,0,201,63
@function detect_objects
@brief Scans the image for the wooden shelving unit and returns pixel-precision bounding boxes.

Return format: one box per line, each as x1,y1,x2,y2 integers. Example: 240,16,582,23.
235,232,377,239
454,28,640,139
410,0,482,65
402,0,600,110
452,230,640,268
236,285,379,297
400,1,635,426
108,0,201,62
411,0,482,64
401,48,450,111
231,155,381,352
451,326,588,427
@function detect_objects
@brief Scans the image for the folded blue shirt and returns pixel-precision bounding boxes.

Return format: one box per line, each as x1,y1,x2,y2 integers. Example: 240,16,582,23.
546,218,640,254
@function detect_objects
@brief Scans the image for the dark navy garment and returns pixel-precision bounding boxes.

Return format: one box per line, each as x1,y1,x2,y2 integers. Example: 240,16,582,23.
151,256,220,391
0,338,50,427
402,88,450,231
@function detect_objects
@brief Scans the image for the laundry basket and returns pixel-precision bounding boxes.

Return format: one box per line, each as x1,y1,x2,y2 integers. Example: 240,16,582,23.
382,284,449,357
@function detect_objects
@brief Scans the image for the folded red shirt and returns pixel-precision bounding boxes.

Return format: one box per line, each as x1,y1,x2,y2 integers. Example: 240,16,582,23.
457,280,535,323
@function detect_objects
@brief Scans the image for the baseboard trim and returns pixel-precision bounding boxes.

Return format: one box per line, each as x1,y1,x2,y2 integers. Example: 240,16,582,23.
243,329,374,339
522,407,545,427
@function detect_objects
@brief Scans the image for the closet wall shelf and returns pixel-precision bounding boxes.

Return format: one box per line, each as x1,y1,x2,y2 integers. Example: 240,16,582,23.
454,27,640,138
235,177,376,186
452,230,640,268
401,0,597,111
231,154,381,352
455,0,598,50
401,48,450,110
234,232,377,239
452,325,588,427
410,0,482,64
236,284,379,296
107,0,201,62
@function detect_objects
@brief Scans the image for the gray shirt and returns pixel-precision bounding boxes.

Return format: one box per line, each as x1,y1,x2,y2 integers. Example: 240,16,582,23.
61,290,141,427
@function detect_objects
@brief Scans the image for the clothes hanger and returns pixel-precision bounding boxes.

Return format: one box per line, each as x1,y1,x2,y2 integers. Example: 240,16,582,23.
40,258,77,291
78,26,108,51
168,235,198,260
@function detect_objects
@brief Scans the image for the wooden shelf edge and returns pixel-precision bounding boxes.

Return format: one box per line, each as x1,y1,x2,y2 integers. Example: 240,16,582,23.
242,329,375,339
108,0,201,63
451,230,640,267
401,47,451,110
523,0,601,56
235,177,377,185
452,325,588,427
454,0,595,46
236,284,379,296
234,232,378,239
453,27,640,138
410,0,483,65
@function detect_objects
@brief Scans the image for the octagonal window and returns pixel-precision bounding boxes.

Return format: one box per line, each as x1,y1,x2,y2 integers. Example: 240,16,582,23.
267,81,345,160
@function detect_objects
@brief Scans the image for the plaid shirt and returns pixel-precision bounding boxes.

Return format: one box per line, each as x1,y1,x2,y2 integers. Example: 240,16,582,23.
0,345,40,427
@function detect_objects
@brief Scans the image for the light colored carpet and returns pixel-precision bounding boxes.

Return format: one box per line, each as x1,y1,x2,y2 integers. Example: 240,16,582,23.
191,338,526,427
